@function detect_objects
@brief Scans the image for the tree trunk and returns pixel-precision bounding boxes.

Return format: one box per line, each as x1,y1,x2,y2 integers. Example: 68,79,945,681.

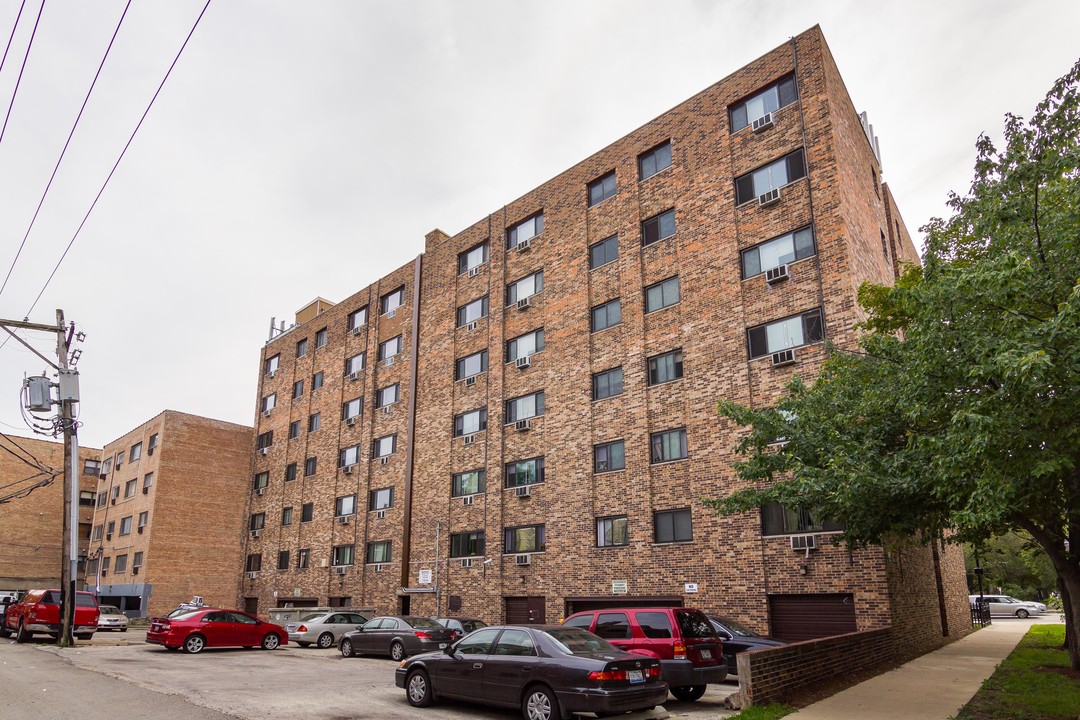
1059,576,1072,652
1059,572,1080,670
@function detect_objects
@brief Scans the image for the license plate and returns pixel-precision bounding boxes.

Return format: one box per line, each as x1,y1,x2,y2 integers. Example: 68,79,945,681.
439,643,448,649
700,649,712,659
627,670,643,683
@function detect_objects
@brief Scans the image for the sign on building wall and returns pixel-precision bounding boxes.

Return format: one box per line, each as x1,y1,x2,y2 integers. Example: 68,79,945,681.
612,580,628,594
684,583,699,594
418,569,433,585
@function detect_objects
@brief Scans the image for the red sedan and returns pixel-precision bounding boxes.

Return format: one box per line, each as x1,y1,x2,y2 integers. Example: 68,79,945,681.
146,608,287,653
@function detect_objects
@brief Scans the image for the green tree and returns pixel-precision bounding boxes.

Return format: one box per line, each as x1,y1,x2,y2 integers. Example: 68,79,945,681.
706,59,1080,668
965,533,1057,602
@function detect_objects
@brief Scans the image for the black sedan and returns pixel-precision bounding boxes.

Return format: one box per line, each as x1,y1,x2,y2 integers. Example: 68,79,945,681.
339,615,455,661
708,615,785,675
395,625,668,720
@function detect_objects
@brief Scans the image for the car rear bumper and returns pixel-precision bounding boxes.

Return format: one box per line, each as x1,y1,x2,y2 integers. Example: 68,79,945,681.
288,632,317,643
556,683,670,714
660,659,727,686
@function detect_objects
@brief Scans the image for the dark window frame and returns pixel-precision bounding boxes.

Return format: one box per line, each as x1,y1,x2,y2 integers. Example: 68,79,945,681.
638,140,672,180
642,208,676,246
654,508,693,543
746,308,825,359
593,440,626,473
592,367,624,401
587,170,617,206
591,299,622,332
650,427,689,464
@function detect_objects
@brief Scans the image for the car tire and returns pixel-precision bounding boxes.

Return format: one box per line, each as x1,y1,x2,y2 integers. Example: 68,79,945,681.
261,633,281,650
340,638,355,658
522,684,559,720
16,621,30,643
0,624,11,639
390,641,406,662
671,685,707,702
297,641,311,648
406,669,435,707
317,632,335,649
1016,609,1030,619
183,634,206,654
121,628,128,633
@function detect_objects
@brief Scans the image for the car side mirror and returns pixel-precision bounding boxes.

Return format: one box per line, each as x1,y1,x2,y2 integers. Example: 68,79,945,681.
719,631,732,641
444,644,456,656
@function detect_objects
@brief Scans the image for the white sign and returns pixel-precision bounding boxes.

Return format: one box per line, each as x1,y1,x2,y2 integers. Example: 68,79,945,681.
684,583,699,594
612,580,628,594
418,569,433,585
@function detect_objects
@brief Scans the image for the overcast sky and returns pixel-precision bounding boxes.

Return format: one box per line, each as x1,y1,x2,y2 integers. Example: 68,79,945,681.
0,0,1077,450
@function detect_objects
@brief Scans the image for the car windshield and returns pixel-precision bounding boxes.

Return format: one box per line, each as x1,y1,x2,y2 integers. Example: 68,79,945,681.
99,606,121,614
170,610,205,621
300,612,325,621
675,610,716,638
543,627,620,655
462,620,487,632
405,616,444,629
715,616,761,638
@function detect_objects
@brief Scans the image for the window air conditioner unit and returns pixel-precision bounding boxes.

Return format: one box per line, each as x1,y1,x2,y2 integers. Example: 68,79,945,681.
251,529,261,538
262,410,272,418
516,297,531,311
142,487,149,495
374,564,384,572
758,188,781,207
259,448,269,456
349,371,361,381
515,355,531,369
255,487,266,496
751,112,774,133
343,464,355,474
771,348,797,367
465,375,477,387
110,498,116,505
516,237,531,252
790,534,817,551
382,405,392,414
765,264,790,284
101,570,107,576
132,567,139,575
106,534,112,541
515,485,532,498
352,325,363,336
334,566,347,575
339,515,350,525
376,510,386,519
462,495,474,506
385,356,395,366
515,419,531,432
147,448,154,456
380,457,389,465
387,308,397,319
268,370,277,379
247,572,257,580
463,434,476,446
466,321,478,331
467,266,481,278
515,554,531,566
346,416,358,427
137,526,144,534
460,558,474,568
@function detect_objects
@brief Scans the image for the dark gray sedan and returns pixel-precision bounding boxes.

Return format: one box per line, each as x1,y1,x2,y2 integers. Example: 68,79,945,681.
339,615,455,661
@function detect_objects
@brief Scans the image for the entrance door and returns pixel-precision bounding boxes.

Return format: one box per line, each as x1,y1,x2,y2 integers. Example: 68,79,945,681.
243,597,258,615
768,593,857,642
399,595,411,615
504,596,545,624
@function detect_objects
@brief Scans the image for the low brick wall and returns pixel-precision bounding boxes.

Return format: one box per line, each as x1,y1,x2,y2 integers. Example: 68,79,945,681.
735,628,896,707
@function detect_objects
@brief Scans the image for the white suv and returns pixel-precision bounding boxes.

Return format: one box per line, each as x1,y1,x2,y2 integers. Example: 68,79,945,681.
969,594,1046,618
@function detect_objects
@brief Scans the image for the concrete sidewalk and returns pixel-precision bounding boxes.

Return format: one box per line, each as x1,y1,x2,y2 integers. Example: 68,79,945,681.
785,618,1045,720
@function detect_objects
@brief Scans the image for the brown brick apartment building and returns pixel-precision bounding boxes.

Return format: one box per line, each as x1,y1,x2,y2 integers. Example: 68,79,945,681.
241,26,970,656
84,411,252,617
0,434,102,590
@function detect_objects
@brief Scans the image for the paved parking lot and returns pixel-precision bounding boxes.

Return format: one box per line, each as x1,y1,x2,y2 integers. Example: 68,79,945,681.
17,628,739,720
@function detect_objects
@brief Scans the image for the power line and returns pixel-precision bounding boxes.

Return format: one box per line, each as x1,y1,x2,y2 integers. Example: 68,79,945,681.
0,1,27,78
0,0,43,150
0,0,133,299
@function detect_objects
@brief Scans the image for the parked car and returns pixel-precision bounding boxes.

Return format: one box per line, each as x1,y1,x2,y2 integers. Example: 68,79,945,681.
396,624,668,720
433,617,488,639
562,606,726,701
96,605,130,632
0,589,99,642
339,615,456,661
145,608,287,653
707,615,785,675
286,611,369,648
969,594,1047,618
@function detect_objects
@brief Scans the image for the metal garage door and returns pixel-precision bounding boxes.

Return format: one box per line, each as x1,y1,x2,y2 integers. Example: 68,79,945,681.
505,596,546,624
768,593,857,642
564,596,684,616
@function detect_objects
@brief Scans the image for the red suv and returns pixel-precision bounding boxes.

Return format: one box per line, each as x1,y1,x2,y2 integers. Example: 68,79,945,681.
1,589,99,642
562,607,726,701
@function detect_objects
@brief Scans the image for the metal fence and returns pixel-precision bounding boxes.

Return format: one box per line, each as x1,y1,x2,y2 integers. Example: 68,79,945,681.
970,600,992,627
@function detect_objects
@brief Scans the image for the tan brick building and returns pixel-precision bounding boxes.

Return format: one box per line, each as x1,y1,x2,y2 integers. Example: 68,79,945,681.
84,411,252,617
241,26,970,656
0,434,102,590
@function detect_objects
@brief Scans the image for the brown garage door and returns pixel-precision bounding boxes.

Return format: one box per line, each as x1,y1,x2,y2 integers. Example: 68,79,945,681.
564,596,684,616
505,596,546,624
769,593,857,642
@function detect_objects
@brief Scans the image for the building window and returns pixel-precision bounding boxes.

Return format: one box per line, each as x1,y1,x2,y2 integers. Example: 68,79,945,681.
597,516,628,547
265,354,280,375
747,308,824,359
301,503,313,522
381,287,405,315
348,306,368,330
138,511,148,529
91,524,103,541
457,296,489,327
312,371,324,390
79,490,95,506
642,208,676,246
278,551,290,571
106,520,115,538
735,149,807,205
96,491,106,507
281,507,293,526
87,558,99,575
881,230,889,260
638,140,672,180
142,472,153,491
335,495,357,517
308,413,321,432
505,456,544,487
342,397,363,421
253,472,269,491
588,171,617,206
369,487,393,511
506,212,544,249
650,428,688,463
315,327,328,348
296,338,308,358
504,524,545,553
506,270,544,305
285,462,297,481
730,74,797,132
377,383,399,408
111,486,120,501
373,435,397,458
250,512,265,531
244,554,261,572
289,421,300,439
129,442,142,461
761,502,845,536
333,545,356,567
505,391,544,423
379,335,402,361
648,349,684,386
456,350,488,380
115,554,128,574
591,299,621,332
124,479,137,497
100,557,110,574
115,451,124,468
101,458,112,475
506,328,544,363
452,469,485,497
450,531,485,558
147,433,158,455
645,276,680,313
84,459,101,475
592,368,623,400
742,226,815,278
292,380,304,399
594,440,625,473
261,393,277,412
296,548,310,569
366,541,391,564
345,352,366,376
454,408,488,437
458,241,489,274
654,508,692,543
304,457,317,476
589,235,619,270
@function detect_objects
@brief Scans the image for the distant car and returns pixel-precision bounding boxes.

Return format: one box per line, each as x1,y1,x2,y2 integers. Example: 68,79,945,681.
432,617,487,639
339,615,456,661
0,589,99,641
146,608,287,653
707,615,785,675
96,605,129,632
969,595,1046,618
396,624,668,720
286,611,369,648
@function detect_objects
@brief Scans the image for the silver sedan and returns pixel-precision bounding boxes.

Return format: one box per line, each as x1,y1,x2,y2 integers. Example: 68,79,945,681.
286,611,369,648
96,605,129,632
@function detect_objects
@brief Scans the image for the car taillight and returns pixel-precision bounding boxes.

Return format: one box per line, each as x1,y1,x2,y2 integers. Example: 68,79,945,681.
648,666,662,678
159,620,171,630
415,631,431,640
588,669,628,681
674,641,687,660
297,625,307,633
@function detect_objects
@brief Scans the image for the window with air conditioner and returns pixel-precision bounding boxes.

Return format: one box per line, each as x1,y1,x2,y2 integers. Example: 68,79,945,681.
142,472,153,492
456,296,489,328
335,494,357,518
589,234,619,270
593,440,625,473
257,431,273,450
379,335,402,362
641,208,676,247
505,391,544,423
252,472,269,492
147,433,158,455
381,287,405,316
138,511,148,530
505,270,543,305
455,350,488,381
376,383,399,408
650,428,688,463
450,531,485,558
348,306,368,331
506,328,544,363
333,545,355,567
373,434,397,459
741,226,816,279
746,308,824,359
366,541,391,564
588,170,617,206
597,516,629,547
245,553,262,572
124,479,137,498
454,408,488,437
250,512,266,532
342,397,364,422
345,352,366,376
506,212,543,249
591,299,621,332
760,502,845,536
369,487,394,511
505,456,544,488
645,276,680,313
729,74,797,132
735,149,807,205
654,508,692,543
265,354,280,376
339,444,361,468
638,140,672,180
452,469,485,497
504,524,545,554
458,241,490,275
592,367,623,401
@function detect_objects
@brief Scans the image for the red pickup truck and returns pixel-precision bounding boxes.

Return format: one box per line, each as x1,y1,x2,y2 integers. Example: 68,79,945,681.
0,589,99,642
